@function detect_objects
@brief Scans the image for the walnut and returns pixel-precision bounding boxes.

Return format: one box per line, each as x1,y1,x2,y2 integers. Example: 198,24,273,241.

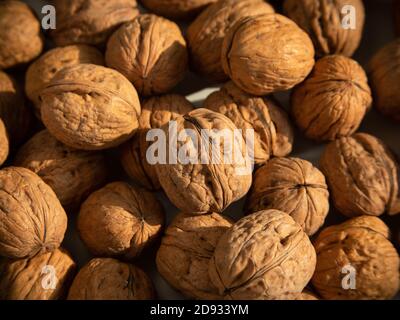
209,210,316,299
78,182,165,259
320,133,400,217
67,258,155,300
121,94,193,190
292,55,372,141
14,130,108,209
40,64,141,150
283,0,365,57
203,81,293,164
0,167,67,259
106,14,188,96
0,119,9,166
156,212,232,299
187,0,275,81
221,13,315,96
0,248,76,300
0,1,43,69
297,291,319,300
312,216,400,300
246,157,329,236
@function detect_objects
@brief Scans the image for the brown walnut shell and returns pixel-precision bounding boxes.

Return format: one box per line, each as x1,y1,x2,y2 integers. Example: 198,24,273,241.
0,118,9,166
0,167,67,259
312,216,400,300
209,209,316,299
156,212,232,299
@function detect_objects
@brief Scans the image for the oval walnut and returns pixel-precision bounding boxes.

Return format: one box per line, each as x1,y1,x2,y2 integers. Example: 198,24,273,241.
0,119,9,166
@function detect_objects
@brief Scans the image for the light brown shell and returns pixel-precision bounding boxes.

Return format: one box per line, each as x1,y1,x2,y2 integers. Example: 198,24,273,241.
0,118,9,166
0,1,43,69
187,0,275,81
292,55,372,141
40,64,141,150
209,209,316,300
78,182,165,259
312,216,400,300
203,81,293,164
0,167,68,259
246,157,329,236
283,0,365,57
106,14,188,96
67,258,155,300
320,133,400,217
221,13,315,96
156,212,233,299
14,130,108,209
0,248,76,300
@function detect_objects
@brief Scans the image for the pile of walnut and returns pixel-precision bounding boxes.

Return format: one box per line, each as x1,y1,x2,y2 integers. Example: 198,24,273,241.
0,0,399,301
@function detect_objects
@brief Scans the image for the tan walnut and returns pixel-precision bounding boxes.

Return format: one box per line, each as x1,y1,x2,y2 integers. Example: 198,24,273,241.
0,119,9,166
40,64,141,150
221,13,315,96
67,258,155,300
292,55,372,141
0,167,68,259
246,157,329,236
312,216,400,300
187,0,275,81
106,14,188,96
209,209,316,299
156,212,232,299
320,133,400,217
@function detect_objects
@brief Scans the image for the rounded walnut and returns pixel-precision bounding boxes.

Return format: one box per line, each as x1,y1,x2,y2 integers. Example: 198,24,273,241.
246,157,329,236
106,14,188,96
0,119,9,166
67,258,155,300
156,212,232,299
292,55,372,141
209,210,316,300
40,64,141,150
0,167,68,259
221,13,315,96
312,216,400,300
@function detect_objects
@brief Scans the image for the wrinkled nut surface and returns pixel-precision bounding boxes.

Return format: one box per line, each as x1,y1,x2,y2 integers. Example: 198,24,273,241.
106,14,188,96
320,133,400,217
0,167,67,259
187,0,274,81
78,182,165,259
14,130,108,208
40,64,141,150
312,216,400,300
0,1,43,69
156,212,232,299
221,13,315,96
283,0,365,57
292,55,372,141
0,248,76,300
0,118,9,166
203,81,293,164
246,157,329,236
209,210,316,299
67,258,155,300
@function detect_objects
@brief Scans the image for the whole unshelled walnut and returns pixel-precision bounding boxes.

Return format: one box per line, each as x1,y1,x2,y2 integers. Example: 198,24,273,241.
106,14,188,96
203,81,293,164
40,64,141,150
67,258,155,300
209,210,316,299
78,182,165,259
14,130,108,209
312,216,400,300
0,119,9,166
246,157,329,236
156,212,232,299
0,249,76,300
320,133,400,217
187,0,275,81
221,13,315,96
0,1,43,69
292,55,372,141
283,0,365,57
0,167,67,259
